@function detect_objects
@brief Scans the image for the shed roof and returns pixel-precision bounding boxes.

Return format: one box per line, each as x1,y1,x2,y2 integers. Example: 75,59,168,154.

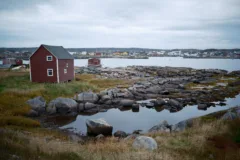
42,44,74,59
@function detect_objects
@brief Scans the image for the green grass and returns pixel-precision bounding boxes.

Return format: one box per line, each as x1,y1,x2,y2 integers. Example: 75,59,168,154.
0,72,99,128
0,71,131,128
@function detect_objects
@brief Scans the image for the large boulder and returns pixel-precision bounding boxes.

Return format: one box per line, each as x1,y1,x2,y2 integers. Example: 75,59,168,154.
221,111,238,120
148,120,171,133
172,119,193,132
26,96,46,114
74,92,99,103
120,99,135,107
47,98,78,115
132,136,158,151
86,118,113,136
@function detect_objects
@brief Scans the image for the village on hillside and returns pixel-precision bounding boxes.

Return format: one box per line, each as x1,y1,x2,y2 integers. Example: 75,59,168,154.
0,48,240,61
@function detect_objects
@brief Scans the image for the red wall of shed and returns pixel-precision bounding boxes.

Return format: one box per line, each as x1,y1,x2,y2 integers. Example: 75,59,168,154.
30,46,57,83
88,58,100,65
58,59,74,82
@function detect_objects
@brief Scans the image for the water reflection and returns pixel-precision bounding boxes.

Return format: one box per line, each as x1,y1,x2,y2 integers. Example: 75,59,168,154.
61,94,240,134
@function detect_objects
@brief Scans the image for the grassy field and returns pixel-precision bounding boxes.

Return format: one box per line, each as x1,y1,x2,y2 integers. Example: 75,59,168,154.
1,111,239,160
0,70,240,160
0,70,134,127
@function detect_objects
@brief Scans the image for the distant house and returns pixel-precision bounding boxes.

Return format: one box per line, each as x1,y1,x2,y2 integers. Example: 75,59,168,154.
95,52,102,56
88,58,101,67
121,52,128,56
30,44,74,83
2,58,23,65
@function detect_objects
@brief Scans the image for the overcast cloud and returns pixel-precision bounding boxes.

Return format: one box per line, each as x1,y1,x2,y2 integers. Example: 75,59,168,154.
0,0,240,48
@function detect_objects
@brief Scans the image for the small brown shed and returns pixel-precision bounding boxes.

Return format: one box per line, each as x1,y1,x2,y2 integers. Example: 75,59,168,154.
30,44,74,83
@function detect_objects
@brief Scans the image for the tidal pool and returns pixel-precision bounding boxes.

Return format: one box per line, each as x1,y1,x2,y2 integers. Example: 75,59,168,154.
61,94,240,134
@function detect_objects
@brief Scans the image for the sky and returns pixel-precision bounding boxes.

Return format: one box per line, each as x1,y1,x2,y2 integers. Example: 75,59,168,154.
0,0,240,49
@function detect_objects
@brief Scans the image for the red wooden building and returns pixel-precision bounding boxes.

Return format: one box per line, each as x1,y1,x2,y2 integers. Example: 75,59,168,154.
30,44,74,83
88,58,101,67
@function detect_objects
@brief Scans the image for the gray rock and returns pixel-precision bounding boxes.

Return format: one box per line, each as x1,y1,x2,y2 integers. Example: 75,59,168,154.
122,89,135,98
47,98,77,115
172,119,193,132
167,99,183,112
46,103,57,115
198,103,208,110
132,136,158,151
149,120,171,133
221,111,238,120
75,92,99,103
26,109,38,117
86,118,113,135
78,102,97,111
146,86,162,94
152,99,166,107
120,99,135,107
168,99,181,107
96,134,105,140
26,96,46,114
107,88,120,98
114,130,127,138
132,104,139,110
145,102,155,108
236,108,240,118
124,134,140,141
99,95,111,104
133,130,143,134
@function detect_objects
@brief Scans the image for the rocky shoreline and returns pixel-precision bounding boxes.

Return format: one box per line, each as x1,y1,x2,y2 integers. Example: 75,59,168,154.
25,66,240,140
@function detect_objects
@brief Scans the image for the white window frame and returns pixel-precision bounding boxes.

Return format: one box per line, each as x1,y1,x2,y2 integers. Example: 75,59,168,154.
66,63,68,68
46,56,53,61
64,68,67,74
47,69,53,76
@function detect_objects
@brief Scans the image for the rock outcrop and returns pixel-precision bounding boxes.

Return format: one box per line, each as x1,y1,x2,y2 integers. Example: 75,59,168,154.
86,118,113,135
113,130,128,138
47,97,78,115
26,96,46,115
172,119,193,132
148,120,171,133
74,92,99,103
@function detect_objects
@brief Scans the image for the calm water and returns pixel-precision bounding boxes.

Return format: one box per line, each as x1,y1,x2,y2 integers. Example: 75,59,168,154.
1,57,239,71
74,57,240,72
62,94,240,134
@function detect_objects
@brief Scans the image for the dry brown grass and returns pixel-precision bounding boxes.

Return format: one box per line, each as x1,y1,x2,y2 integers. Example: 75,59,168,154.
1,116,239,160
75,73,135,91
0,70,28,79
